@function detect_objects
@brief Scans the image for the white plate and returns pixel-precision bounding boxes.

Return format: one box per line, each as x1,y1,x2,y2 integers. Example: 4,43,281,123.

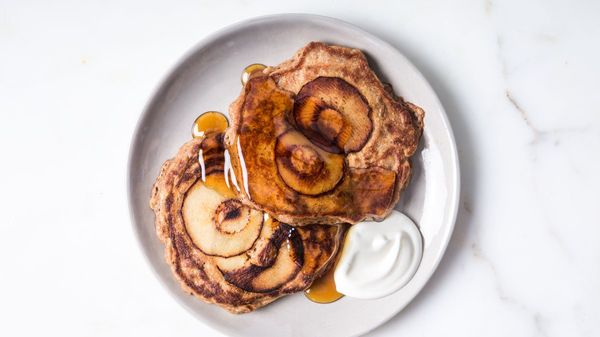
128,14,459,337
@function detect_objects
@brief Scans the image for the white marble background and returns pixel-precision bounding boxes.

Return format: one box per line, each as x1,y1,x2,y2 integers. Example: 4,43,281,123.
1,0,599,336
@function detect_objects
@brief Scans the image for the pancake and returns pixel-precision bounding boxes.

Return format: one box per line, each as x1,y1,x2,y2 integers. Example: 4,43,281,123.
150,132,343,313
225,42,424,225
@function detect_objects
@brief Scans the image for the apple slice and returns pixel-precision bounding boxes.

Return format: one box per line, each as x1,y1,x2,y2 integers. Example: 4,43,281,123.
294,77,372,153
275,130,344,196
182,181,263,257
220,222,304,293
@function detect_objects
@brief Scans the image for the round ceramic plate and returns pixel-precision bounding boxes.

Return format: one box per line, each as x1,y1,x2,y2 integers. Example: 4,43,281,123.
128,14,459,337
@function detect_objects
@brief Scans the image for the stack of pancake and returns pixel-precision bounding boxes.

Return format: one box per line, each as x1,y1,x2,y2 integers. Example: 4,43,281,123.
150,42,424,313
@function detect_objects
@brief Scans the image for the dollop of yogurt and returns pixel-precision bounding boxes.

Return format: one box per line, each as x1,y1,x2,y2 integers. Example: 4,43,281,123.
334,211,423,299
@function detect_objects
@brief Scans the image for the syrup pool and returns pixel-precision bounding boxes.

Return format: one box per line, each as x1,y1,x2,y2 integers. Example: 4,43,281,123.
192,111,229,138
241,63,267,85
304,262,344,304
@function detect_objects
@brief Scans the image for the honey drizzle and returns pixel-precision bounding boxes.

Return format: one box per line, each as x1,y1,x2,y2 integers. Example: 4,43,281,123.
305,227,347,304
192,111,229,138
241,63,267,85
192,111,231,194
305,255,344,304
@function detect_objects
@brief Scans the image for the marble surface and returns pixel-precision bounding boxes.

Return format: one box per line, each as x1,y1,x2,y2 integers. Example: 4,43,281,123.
1,0,599,336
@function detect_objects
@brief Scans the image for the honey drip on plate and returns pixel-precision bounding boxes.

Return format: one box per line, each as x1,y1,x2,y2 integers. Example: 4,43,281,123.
241,63,267,85
305,253,344,304
192,111,229,138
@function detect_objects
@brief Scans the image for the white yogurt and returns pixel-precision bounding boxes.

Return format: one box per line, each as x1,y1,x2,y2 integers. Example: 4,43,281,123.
334,211,423,299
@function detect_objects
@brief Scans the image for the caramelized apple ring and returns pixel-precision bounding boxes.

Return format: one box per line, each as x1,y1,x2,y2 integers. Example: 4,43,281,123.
294,77,373,154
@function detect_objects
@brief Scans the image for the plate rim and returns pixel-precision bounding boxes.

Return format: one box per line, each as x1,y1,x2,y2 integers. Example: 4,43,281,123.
127,12,460,337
